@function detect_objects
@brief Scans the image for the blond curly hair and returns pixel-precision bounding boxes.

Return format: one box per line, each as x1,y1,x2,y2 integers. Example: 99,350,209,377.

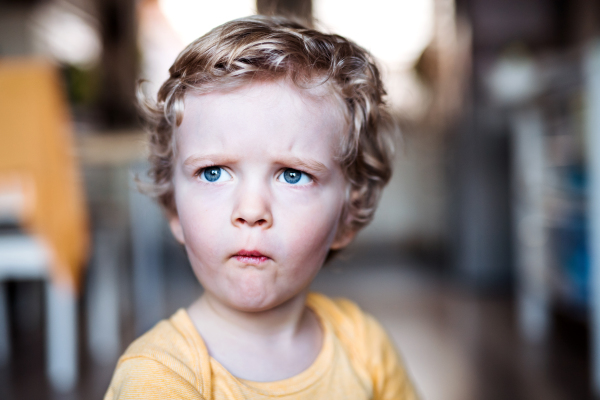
139,15,395,237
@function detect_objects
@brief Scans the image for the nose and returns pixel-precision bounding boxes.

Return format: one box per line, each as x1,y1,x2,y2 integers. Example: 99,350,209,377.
231,183,273,229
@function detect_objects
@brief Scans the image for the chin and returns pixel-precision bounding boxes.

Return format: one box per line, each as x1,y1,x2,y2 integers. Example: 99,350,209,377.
225,278,302,313
222,273,275,311
226,292,280,312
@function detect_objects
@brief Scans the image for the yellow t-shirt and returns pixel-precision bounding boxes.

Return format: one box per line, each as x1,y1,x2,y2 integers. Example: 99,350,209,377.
104,292,418,400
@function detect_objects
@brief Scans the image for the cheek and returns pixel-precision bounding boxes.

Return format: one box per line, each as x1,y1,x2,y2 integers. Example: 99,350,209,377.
275,189,343,266
174,184,231,262
175,174,230,225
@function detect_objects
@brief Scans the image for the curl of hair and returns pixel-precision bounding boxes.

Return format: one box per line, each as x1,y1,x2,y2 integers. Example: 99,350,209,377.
138,15,396,237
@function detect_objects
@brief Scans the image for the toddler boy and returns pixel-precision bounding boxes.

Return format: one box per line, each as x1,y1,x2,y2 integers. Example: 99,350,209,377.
105,15,418,400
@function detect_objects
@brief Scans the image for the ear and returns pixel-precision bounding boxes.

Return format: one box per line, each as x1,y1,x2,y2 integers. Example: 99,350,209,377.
330,228,356,250
169,214,186,244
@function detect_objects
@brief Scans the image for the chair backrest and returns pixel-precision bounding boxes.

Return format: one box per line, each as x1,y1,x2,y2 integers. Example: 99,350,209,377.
0,59,89,291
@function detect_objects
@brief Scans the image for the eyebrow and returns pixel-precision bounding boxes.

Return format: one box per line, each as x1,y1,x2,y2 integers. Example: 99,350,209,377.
182,154,329,174
277,156,329,174
183,154,238,168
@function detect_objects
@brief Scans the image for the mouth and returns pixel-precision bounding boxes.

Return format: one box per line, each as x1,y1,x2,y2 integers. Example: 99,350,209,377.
232,250,271,265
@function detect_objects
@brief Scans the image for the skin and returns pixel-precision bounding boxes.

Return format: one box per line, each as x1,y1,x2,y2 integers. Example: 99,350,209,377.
169,79,355,382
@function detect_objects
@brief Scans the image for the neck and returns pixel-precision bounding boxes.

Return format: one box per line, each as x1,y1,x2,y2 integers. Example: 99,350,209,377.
190,291,311,341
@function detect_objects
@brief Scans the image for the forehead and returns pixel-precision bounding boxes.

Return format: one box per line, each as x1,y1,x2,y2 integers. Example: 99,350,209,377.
174,79,347,161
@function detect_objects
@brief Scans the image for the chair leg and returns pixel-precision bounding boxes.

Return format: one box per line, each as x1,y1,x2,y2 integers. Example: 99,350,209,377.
45,282,77,392
87,229,121,365
0,282,10,365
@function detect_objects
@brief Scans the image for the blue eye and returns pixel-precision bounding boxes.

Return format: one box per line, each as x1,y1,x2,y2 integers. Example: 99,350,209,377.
278,168,311,185
200,167,232,183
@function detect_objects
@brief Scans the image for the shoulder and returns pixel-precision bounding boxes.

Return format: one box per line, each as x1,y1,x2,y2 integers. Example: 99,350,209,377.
307,292,419,400
307,292,378,346
121,310,199,365
104,309,209,400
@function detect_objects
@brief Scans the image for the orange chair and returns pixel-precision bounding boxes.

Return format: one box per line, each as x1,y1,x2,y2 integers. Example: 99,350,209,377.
0,59,89,392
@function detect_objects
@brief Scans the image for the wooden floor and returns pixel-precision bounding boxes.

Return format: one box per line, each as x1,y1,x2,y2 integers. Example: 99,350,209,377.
0,254,591,400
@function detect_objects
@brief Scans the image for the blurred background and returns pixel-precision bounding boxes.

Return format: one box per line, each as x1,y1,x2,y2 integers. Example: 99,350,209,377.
0,0,599,398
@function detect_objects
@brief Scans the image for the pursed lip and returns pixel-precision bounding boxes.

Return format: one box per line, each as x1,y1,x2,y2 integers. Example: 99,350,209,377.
232,249,271,265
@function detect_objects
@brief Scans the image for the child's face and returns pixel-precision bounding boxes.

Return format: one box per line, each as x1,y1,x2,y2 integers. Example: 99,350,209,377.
169,79,354,312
